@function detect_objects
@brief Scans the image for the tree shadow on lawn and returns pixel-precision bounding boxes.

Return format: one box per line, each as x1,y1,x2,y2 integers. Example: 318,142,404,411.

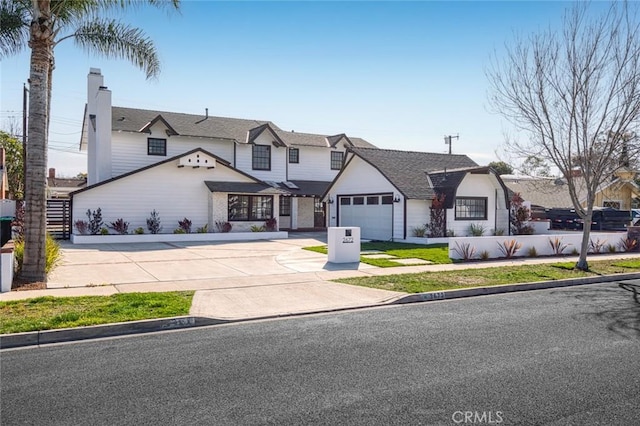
553,282,640,340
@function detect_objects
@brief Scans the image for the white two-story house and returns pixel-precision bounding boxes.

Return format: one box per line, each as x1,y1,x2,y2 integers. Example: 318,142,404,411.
71,68,376,234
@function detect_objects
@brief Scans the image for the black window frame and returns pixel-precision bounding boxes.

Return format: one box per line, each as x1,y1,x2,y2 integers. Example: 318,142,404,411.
331,151,344,170
147,138,167,156
252,144,271,171
289,147,299,164
279,196,291,216
455,197,488,220
353,196,364,205
228,195,274,221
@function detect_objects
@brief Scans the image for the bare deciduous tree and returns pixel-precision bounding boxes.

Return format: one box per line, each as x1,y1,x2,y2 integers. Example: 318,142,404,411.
488,1,640,270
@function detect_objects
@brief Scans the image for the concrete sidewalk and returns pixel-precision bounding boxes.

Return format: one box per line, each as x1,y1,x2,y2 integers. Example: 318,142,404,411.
3,234,640,321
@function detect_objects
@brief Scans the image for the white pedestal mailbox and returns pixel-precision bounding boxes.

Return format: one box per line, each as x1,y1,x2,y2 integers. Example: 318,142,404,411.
327,227,361,263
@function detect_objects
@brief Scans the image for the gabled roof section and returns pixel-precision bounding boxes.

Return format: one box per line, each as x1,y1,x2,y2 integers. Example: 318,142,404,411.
326,134,352,148
246,123,287,147
346,147,479,199
110,106,376,148
138,114,179,136
70,148,245,197
428,166,508,208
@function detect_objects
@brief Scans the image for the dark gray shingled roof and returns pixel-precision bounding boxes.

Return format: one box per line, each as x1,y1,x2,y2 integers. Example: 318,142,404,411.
281,180,332,197
110,106,375,148
204,181,287,195
348,147,479,199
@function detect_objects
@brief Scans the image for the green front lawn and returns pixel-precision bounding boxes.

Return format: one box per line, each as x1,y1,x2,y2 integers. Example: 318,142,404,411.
0,291,194,334
335,259,640,293
304,242,451,267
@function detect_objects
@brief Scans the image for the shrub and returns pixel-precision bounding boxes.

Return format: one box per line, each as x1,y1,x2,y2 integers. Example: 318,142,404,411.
607,244,617,253
479,250,490,260
548,237,568,255
251,225,266,232
196,224,208,233
497,240,522,258
265,218,277,232
468,223,485,237
452,242,476,260
178,218,192,234
589,238,607,254
492,228,505,236
527,246,538,257
14,234,61,275
510,192,534,235
411,225,427,237
109,218,130,235
74,220,89,235
446,229,456,237
570,248,579,256
100,227,109,235
427,193,446,237
173,228,186,234
618,237,638,252
85,208,103,235
134,227,144,235
147,210,162,234
215,220,232,233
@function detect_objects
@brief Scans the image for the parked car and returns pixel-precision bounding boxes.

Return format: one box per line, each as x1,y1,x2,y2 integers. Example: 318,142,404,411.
545,207,631,231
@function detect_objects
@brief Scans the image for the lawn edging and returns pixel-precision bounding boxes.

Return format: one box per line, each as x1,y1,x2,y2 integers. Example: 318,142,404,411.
389,272,640,305
0,316,226,349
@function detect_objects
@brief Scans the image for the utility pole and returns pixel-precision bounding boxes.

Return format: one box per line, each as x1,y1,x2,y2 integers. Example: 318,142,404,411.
444,134,459,155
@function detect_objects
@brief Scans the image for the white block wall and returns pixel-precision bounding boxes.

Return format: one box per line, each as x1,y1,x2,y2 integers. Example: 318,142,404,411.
449,232,627,260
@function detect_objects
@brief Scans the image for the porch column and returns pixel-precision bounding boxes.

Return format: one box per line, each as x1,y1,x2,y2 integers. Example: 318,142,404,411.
291,197,299,230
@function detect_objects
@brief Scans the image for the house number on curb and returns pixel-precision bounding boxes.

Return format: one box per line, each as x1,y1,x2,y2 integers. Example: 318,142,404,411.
421,292,445,301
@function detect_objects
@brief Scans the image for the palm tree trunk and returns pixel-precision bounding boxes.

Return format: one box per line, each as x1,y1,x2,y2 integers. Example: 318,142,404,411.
19,0,52,283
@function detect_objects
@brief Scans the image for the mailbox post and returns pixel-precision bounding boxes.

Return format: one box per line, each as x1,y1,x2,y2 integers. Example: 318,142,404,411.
327,227,360,263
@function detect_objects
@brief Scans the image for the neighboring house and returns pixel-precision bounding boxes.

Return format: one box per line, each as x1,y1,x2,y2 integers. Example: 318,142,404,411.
323,147,510,240
502,167,640,214
73,68,375,233
46,168,86,199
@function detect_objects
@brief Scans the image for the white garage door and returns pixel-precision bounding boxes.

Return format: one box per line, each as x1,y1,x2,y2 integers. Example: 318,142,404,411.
339,194,393,240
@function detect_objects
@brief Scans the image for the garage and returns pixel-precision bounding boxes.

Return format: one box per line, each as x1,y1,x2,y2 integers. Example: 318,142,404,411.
338,194,393,240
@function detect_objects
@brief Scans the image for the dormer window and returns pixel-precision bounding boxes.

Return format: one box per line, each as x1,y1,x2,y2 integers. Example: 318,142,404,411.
148,138,167,156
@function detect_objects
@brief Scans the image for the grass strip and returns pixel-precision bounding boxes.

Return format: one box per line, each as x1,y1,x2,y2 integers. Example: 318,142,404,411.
304,242,451,267
0,291,194,334
334,259,640,293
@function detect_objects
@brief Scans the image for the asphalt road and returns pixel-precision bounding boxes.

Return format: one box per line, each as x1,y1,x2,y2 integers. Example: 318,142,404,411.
2,282,639,425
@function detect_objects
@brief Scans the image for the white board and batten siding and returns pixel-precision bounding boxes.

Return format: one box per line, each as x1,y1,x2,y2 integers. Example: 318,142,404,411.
234,131,287,182
326,156,404,240
288,146,344,182
406,199,430,235
447,173,507,237
111,126,234,178
72,154,255,233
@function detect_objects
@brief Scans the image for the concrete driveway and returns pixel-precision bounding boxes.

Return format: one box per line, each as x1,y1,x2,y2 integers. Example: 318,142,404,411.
38,233,403,320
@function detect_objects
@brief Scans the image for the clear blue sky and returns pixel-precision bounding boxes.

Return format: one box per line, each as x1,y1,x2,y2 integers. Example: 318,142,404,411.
1,0,592,177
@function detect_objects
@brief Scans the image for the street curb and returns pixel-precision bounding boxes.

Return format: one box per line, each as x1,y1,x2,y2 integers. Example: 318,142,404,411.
0,316,226,350
3,273,640,350
389,272,640,305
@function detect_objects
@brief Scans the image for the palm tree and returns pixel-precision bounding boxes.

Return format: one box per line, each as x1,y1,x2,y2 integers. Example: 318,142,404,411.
0,0,179,283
